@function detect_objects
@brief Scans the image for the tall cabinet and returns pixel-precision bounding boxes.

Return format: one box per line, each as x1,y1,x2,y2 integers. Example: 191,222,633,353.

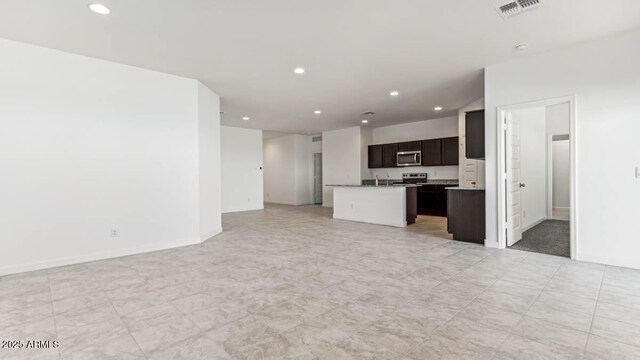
465,109,485,159
458,105,485,188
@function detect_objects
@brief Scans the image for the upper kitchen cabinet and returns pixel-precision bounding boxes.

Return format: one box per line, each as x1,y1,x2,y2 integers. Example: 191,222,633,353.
398,141,421,152
368,145,383,168
368,136,461,169
441,137,459,165
382,143,399,168
465,109,485,159
421,139,442,166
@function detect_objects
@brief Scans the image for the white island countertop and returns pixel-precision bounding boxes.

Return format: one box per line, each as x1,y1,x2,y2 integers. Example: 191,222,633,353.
327,185,414,227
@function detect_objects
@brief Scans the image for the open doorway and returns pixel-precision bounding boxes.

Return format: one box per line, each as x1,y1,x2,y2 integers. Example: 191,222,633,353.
313,153,323,205
499,99,574,258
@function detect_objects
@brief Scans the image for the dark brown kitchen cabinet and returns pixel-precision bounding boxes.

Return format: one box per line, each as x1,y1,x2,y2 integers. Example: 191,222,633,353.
368,136,461,168
447,189,485,244
417,185,448,217
382,143,398,168
368,145,383,168
441,137,459,165
398,141,421,152
465,110,485,159
406,187,417,225
421,139,442,166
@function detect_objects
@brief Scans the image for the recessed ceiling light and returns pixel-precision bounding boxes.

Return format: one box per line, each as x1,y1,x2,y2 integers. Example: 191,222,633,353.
314,110,322,115
361,119,369,124
434,106,443,111
515,43,529,51
242,117,250,121
294,67,305,74
88,3,110,15
390,91,399,96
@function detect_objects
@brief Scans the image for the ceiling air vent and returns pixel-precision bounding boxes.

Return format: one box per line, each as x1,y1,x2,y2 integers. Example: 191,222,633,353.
360,111,376,116
495,0,542,19
312,136,322,142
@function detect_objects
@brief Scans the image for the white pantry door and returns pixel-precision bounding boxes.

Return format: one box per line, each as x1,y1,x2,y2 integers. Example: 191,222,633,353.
506,112,523,246
459,138,479,188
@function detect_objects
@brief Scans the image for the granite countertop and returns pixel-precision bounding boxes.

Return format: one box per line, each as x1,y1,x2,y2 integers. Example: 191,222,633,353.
360,179,460,186
417,179,460,186
326,184,420,188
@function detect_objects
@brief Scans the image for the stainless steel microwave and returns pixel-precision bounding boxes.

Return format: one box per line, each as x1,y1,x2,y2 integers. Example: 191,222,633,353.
397,151,421,166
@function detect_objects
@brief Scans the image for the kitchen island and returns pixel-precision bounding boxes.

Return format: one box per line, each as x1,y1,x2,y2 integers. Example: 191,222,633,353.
327,184,418,227
446,187,485,244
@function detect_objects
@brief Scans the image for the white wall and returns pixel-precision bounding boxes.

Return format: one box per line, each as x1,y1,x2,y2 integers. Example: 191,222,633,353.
485,29,640,269
294,135,313,205
360,127,373,181
0,39,221,275
221,126,263,213
552,140,571,209
370,116,460,180
322,127,364,206
264,135,296,204
198,83,222,239
263,134,314,205
546,103,571,135
513,107,547,230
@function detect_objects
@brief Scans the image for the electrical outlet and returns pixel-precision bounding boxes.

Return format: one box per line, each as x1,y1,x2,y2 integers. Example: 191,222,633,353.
111,229,119,237
523,210,526,218
350,203,354,209
248,197,251,202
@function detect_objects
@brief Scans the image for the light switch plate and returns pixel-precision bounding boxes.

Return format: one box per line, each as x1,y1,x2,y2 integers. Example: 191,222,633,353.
636,167,640,179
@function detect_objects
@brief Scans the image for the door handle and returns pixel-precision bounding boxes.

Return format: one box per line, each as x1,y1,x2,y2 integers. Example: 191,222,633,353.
519,183,526,188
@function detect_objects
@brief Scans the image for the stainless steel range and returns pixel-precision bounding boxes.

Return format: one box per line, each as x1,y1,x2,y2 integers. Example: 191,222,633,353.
402,173,427,184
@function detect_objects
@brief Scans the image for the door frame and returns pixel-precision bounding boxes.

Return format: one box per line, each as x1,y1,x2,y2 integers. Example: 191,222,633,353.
496,95,577,259
546,134,570,219
505,111,523,246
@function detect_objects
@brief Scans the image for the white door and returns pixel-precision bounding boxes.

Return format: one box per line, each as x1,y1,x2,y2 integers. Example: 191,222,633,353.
459,138,479,188
506,112,523,246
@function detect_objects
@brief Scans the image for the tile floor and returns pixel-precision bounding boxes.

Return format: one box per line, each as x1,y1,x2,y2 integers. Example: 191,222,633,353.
2,204,640,359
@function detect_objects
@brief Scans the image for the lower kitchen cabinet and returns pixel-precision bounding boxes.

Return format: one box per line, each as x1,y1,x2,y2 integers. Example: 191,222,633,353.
417,185,448,217
447,189,485,244
406,187,417,225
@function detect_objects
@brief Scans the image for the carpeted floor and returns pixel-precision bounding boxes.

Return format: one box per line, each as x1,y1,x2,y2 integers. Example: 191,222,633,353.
509,220,570,257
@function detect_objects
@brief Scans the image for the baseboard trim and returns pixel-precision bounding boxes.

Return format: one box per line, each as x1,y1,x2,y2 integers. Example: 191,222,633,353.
332,213,406,228
553,206,570,210
0,237,202,277
221,206,264,214
201,228,223,242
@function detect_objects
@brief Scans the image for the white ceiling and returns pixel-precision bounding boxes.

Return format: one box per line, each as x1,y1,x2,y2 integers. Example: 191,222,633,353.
1,1,639,134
